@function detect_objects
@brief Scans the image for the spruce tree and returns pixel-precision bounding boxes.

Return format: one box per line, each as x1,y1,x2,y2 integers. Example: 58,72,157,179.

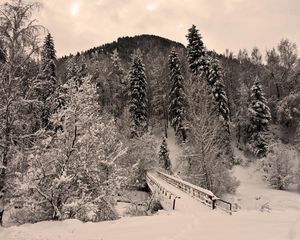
37,33,57,128
186,25,209,77
186,25,233,165
208,56,230,131
159,138,171,171
129,55,148,137
248,77,271,157
186,26,230,131
168,49,186,142
40,33,57,100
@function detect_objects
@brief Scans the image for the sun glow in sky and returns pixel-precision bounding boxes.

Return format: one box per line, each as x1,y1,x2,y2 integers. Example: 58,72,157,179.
70,2,80,17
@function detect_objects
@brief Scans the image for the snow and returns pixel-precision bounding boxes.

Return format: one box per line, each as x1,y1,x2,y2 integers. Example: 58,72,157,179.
226,164,300,211
166,128,182,172
2,165,300,240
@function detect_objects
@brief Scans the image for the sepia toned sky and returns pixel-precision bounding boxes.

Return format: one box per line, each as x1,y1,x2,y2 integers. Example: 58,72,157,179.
31,0,300,57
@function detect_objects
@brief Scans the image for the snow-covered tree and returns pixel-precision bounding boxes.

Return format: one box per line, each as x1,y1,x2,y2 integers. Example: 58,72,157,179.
128,55,148,137
33,33,58,128
262,144,295,190
186,24,209,77
186,26,230,132
247,77,271,157
0,0,42,225
38,33,57,100
168,49,186,142
182,82,238,195
121,133,159,189
186,25,232,163
21,77,126,222
208,56,230,131
277,92,300,129
159,138,171,171
65,57,86,87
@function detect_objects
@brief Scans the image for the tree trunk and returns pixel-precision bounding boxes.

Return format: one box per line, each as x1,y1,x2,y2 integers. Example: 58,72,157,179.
0,120,10,226
275,82,281,100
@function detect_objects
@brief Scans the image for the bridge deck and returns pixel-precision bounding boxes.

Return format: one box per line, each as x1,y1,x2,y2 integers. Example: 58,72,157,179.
147,171,213,213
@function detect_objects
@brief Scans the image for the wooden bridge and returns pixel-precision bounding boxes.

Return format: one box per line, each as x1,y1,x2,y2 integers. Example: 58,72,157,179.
146,171,232,214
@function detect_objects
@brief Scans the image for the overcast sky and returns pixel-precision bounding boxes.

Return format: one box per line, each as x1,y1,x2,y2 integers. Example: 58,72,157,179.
31,0,300,57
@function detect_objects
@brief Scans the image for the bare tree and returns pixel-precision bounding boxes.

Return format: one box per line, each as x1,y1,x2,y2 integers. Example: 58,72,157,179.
0,0,43,225
182,79,238,195
265,39,298,100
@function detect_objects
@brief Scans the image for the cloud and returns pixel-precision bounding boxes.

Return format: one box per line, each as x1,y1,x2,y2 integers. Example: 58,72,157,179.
35,0,300,57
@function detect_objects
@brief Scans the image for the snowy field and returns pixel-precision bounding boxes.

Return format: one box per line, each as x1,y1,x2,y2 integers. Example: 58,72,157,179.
1,164,300,240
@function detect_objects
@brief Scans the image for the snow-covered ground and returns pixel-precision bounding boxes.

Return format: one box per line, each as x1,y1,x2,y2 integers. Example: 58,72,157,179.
1,163,300,240
227,164,300,211
165,128,182,172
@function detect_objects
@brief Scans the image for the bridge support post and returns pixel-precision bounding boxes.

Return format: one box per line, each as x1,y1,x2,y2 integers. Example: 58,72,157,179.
173,198,176,210
212,199,216,210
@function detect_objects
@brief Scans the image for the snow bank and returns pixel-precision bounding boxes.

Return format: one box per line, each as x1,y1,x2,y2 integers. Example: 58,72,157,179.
2,164,300,240
1,207,299,240
227,164,300,211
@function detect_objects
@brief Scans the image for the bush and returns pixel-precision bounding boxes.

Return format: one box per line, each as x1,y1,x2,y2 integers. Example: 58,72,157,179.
262,143,296,190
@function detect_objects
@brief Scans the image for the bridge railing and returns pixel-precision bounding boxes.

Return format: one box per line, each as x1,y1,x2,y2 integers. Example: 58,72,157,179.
146,172,180,210
215,198,232,214
156,171,232,214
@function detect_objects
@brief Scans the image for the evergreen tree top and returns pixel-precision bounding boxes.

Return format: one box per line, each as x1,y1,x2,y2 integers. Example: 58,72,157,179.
159,137,169,158
129,55,146,82
249,76,271,125
41,33,56,61
160,137,168,148
169,48,182,72
208,57,223,86
186,25,203,46
186,24,207,76
251,77,268,103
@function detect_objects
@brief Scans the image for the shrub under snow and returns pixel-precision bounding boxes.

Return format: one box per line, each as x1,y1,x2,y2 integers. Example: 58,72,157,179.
262,143,297,190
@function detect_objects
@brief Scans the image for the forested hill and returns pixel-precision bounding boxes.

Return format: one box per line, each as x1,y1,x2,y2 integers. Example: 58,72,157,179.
57,34,187,84
57,34,188,128
58,34,185,64
57,34,300,148
84,34,185,59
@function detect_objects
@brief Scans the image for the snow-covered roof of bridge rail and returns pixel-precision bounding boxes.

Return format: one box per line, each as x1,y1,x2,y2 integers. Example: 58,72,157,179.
156,171,216,198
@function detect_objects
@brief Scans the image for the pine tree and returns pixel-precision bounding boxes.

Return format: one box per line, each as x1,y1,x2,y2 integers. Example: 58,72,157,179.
159,138,171,171
128,55,148,137
39,33,57,101
208,56,230,131
168,49,186,142
186,25,209,77
248,77,271,157
186,25,233,165
186,26,230,131
36,33,58,128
